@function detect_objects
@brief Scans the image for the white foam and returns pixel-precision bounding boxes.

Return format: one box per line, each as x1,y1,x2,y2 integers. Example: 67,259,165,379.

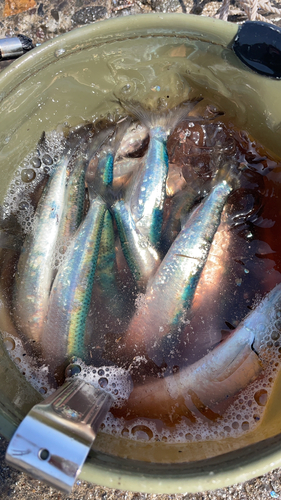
2,130,66,233
65,359,133,407
1,332,54,397
1,332,133,406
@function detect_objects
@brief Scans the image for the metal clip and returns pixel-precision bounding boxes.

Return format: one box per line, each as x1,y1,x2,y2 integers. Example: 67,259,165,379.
0,35,34,60
5,379,113,493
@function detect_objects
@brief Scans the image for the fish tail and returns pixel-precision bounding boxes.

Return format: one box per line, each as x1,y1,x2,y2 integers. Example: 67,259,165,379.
115,98,203,137
95,119,132,160
87,121,131,199
212,157,241,191
64,127,95,164
89,178,126,215
111,118,133,155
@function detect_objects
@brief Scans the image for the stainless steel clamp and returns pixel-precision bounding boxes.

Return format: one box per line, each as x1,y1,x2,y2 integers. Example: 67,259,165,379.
6,379,113,493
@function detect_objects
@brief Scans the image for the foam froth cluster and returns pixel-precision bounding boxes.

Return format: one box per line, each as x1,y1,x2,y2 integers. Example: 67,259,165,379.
2,130,66,233
1,333,132,407
65,359,133,407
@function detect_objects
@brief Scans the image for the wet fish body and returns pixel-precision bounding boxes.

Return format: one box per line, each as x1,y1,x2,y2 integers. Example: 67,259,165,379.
14,152,72,343
118,283,281,421
161,183,203,255
94,209,126,318
59,127,116,247
91,128,132,312
128,125,169,248
121,101,201,248
56,156,86,254
124,176,236,360
113,199,160,289
42,128,130,372
42,195,107,372
93,147,114,194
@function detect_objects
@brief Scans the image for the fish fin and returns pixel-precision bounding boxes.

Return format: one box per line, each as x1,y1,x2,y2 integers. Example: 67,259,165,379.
114,97,203,137
86,120,132,199
65,124,96,156
88,181,126,210
111,117,133,154
203,105,225,121
210,139,241,190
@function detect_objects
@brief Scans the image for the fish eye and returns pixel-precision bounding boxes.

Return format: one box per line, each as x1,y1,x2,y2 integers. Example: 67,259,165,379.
232,21,281,78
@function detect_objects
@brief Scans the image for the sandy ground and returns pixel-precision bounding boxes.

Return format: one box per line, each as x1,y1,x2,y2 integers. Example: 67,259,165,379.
1,0,281,499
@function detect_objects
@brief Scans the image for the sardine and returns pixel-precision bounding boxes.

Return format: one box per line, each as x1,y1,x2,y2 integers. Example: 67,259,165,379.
94,210,120,308
42,125,129,372
113,199,160,289
56,127,113,253
115,283,281,422
55,156,86,256
86,209,132,353
123,163,239,362
92,122,133,302
120,100,202,248
178,217,232,365
14,148,74,343
14,126,113,344
41,193,107,373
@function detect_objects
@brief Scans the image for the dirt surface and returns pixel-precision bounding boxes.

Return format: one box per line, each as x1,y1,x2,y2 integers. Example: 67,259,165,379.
1,0,281,499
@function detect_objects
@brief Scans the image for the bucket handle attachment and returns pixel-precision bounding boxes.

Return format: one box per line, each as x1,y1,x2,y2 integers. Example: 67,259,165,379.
0,35,34,60
5,379,113,493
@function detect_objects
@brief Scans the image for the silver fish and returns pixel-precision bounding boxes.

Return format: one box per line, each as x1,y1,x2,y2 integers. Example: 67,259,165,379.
119,283,281,421
14,148,73,343
42,194,107,373
120,100,202,248
113,199,160,289
123,164,239,362
56,126,113,254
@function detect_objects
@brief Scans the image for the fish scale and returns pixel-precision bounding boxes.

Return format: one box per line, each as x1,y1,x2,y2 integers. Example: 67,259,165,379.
14,151,73,343
56,157,86,253
42,196,107,371
94,149,114,193
129,127,169,248
93,139,126,310
113,199,160,288
124,176,236,363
